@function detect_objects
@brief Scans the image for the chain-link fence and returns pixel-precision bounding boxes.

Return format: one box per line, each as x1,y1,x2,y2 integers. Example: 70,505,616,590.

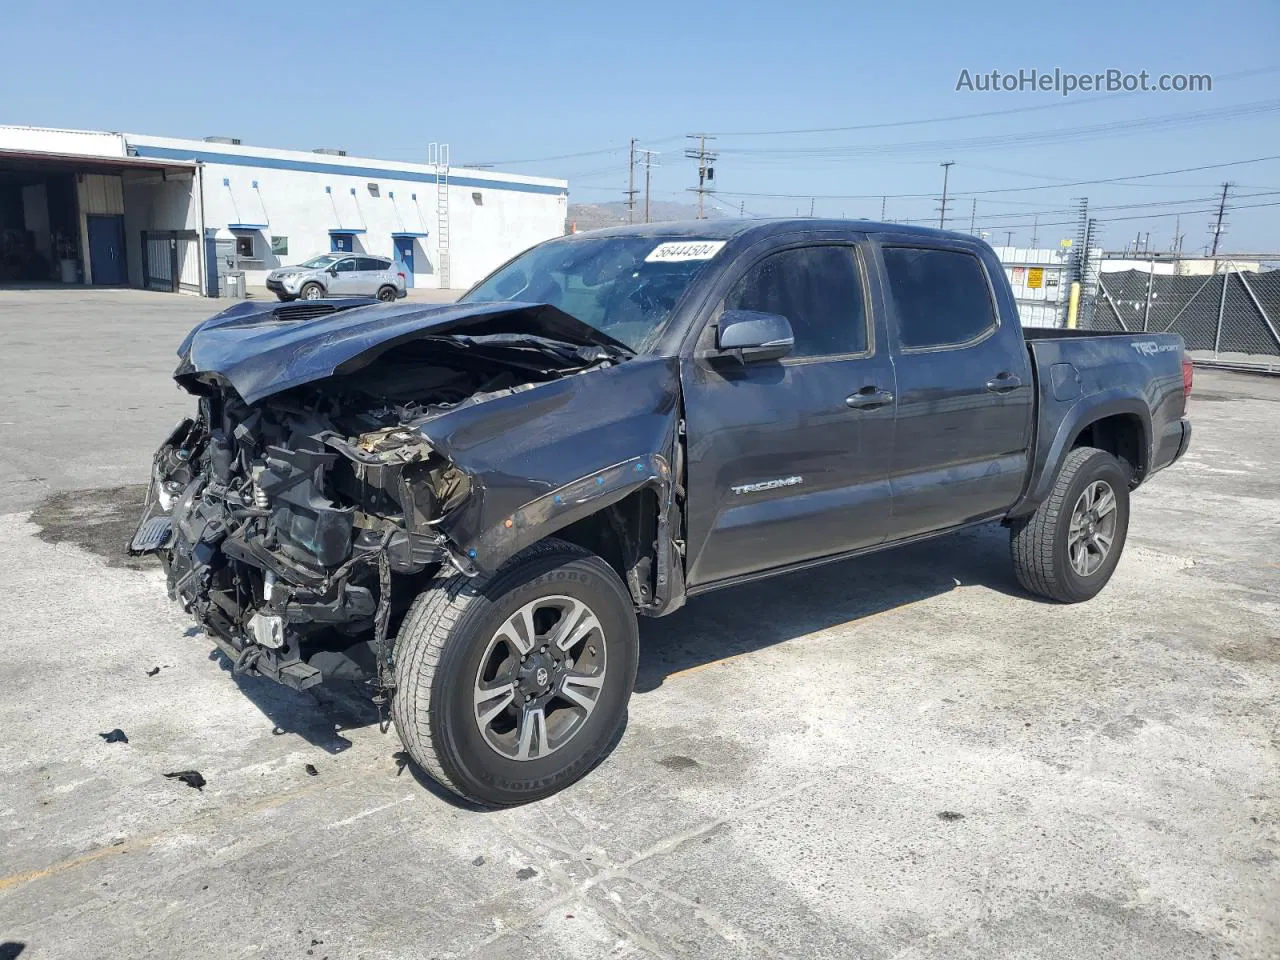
1086,258,1280,366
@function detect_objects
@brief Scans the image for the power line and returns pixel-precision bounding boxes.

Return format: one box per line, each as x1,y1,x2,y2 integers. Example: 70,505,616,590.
703,66,1280,137
709,99,1280,162
705,154,1280,202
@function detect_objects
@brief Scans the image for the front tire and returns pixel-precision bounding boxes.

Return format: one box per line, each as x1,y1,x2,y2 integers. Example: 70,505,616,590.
300,282,324,300
392,539,638,807
1010,445,1130,603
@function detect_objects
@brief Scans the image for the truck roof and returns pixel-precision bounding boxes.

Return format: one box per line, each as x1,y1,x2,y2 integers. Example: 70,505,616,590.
566,218,982,245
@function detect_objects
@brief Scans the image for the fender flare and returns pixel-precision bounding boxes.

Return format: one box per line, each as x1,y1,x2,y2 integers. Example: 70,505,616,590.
1010,390,1152,517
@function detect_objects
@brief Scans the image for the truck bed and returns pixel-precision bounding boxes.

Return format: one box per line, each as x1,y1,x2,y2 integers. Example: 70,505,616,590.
1012,328,1190,516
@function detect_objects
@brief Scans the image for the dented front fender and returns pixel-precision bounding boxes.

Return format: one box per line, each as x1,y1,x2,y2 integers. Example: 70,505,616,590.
414,356,682,574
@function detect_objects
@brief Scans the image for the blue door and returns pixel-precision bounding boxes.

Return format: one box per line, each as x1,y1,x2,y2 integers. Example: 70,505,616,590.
331,233,354,253
87,215,126,285
393,237,415,288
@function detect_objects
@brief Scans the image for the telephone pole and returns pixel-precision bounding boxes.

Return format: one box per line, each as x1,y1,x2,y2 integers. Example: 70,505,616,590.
808,197,815,217
969,197,977,234
625,138,638,223
1005,230,1014,248
685,134,719,219
880,196,887,221
638,149,658,223
1209,181,1232,255
937,161,955,229
1030,214,1040,248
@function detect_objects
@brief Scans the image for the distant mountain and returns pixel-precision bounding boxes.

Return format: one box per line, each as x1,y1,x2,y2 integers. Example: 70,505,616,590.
567,200,726,233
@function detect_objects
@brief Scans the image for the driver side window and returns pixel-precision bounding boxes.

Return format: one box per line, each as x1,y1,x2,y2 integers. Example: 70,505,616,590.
334,258,356,273
723,245,868,358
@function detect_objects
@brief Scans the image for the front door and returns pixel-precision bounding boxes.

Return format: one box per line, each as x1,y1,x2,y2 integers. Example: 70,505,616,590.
876,242,1034,539
327,256,360,294
682,240,897,587
87,215,126,285
393,238,415,288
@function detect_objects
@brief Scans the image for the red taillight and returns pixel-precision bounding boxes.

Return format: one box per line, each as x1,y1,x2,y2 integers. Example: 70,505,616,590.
1182,357,1194,397
397,272,406,281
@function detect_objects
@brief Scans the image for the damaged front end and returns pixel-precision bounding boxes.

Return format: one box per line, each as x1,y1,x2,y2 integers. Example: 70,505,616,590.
131,298,682,694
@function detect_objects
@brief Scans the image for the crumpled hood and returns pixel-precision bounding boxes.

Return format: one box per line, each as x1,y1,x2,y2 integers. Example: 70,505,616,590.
174,298,632,404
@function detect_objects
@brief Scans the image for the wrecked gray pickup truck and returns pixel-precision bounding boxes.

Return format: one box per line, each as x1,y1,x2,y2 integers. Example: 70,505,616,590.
133,220,1191,807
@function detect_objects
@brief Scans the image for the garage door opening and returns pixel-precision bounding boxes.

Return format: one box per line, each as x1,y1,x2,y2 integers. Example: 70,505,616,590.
0,148,200,293
0,168,80,284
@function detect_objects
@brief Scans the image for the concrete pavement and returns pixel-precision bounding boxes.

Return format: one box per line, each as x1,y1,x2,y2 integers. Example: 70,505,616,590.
0,288,1276,959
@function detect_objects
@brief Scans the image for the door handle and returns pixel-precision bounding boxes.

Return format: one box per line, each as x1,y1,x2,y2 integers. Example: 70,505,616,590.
985,372,1022,393
846,387,895,409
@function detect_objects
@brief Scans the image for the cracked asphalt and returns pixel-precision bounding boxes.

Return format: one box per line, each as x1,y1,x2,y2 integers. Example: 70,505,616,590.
0,289,1277,959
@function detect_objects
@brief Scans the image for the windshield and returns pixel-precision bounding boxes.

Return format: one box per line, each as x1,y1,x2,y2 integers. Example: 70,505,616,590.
298,254,342,269
460,236,727,352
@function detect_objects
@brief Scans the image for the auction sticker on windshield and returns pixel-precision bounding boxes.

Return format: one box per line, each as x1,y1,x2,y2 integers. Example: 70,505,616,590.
645,240,727,263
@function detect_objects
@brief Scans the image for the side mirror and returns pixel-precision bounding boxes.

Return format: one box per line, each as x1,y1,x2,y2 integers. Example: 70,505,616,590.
327,267,339,277
715,310,794,364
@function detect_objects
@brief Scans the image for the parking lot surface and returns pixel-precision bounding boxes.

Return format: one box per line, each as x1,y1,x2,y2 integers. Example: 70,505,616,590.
1,289,1277,959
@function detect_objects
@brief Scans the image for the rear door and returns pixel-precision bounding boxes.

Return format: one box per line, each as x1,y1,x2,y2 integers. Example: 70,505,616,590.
682,237,897,587
874,241,1033,539
356,257,391,294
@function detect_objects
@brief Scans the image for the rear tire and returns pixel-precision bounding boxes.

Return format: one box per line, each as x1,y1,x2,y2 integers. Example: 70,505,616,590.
1010,445,1130,603
392,539,638,807
376,285,397,303
300,282,324,300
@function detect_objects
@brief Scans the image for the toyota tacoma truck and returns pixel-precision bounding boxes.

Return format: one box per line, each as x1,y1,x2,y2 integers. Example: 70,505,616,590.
131,220,1193,807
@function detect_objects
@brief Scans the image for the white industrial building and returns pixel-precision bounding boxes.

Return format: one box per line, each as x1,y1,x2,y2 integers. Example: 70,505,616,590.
0,125,568,296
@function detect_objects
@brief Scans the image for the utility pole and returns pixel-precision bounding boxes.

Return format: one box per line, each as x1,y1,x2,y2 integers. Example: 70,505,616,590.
739,201,745,216
969,197,977,234
1209,181,1232,255
808,197,815,217
937,161,955,229
638,149,657,223
880,196,887,221
685,134,719,219
1030,214,1039,248
1005,230,1014,248
625,138,638,224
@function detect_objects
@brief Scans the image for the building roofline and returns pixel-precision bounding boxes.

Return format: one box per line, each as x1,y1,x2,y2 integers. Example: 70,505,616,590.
124,132,567,194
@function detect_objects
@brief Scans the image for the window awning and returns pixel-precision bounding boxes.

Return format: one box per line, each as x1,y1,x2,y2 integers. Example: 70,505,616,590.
391,230,429,238
227,223,268,230
328,228,366,235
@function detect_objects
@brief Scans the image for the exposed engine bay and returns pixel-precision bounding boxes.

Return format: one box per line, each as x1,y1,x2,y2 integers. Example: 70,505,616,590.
131,314,630,693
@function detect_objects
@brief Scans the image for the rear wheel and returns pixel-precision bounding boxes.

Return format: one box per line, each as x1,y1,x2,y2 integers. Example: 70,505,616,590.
300,282,324,300
392,539,638,807
376,285,398,303
1010,445,1130,603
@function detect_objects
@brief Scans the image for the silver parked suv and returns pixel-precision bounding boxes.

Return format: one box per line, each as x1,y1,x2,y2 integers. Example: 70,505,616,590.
266,253,407,302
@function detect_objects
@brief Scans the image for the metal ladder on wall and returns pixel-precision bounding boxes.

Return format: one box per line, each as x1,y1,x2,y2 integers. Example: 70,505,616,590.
428,142,451,289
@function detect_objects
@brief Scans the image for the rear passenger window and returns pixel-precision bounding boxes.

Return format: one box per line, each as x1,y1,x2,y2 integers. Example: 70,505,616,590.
882,247,996,350
723,245,867,358
358,257,389,271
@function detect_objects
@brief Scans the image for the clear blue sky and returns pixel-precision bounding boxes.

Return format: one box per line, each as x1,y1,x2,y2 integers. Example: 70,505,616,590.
5,0,1279,250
